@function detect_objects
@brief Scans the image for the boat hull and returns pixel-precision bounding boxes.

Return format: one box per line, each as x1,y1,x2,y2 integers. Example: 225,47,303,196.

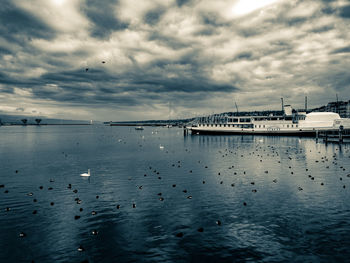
189,127,342,137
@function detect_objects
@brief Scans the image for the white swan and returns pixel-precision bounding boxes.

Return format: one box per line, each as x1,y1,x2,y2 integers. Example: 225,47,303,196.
80,169,90,177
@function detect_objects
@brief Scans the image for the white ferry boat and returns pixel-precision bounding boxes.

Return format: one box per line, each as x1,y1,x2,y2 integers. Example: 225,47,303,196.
189,105,350,136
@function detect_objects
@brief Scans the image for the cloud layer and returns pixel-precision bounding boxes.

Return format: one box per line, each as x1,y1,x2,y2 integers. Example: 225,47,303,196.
0,0,349,120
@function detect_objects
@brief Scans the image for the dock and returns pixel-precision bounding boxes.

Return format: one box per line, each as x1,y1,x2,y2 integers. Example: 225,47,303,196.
318,127,350,143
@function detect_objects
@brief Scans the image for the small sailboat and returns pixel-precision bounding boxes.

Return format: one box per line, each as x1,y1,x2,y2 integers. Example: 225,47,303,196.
80,169,90,177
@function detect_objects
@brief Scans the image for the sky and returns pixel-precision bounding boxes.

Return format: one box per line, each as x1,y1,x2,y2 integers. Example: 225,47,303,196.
0,0,349,121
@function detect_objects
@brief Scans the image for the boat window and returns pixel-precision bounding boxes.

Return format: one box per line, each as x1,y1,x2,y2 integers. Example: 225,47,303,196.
296,125,298,128
291,125,293,128
263,125,265,128
240,118,251,123
287,125,289,128
233,118,238,122
211,124,213,127
224,124,226,127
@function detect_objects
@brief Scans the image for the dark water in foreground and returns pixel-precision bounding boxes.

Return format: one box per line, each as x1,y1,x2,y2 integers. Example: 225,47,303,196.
0,125,350,263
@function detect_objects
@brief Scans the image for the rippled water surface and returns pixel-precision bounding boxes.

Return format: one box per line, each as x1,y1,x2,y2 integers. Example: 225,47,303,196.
1,125,350,262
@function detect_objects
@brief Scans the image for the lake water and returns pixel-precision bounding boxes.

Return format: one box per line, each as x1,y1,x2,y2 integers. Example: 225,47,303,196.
1,125,350,262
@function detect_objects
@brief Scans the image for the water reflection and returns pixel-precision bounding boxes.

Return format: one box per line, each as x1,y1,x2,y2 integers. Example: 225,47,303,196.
0,126,349,262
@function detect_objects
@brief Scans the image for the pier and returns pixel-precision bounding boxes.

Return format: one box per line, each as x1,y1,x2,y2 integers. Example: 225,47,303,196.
318,126,350,143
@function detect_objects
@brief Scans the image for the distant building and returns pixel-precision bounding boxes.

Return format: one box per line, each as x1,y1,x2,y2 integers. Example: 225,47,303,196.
312,100,350,118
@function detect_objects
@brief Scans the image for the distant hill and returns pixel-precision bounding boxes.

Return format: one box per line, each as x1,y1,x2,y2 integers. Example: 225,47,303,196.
0,114,96,125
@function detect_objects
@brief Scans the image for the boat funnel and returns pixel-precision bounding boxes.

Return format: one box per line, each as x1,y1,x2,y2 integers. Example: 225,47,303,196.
284,105,293,116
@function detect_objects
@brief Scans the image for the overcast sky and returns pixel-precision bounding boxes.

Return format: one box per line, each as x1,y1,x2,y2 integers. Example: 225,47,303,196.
0,0,349,121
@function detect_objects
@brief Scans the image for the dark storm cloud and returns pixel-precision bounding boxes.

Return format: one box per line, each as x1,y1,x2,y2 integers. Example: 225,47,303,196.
147,32,190,50
309,25,334,33
0,72,25,86
132,77,238,93
175,0,192,8
144,7,166,25
236,27,262,38
321,2,350,18
194,27,217,36
317,69,350,93
93,95,139,105
0,1,55,43
285,17,308,26
331,46,350,54
83,0,129,39
0,0,349,120
0,47,12,55
30,64,238,105
235,52,254,60
41,69,120,84
339,5,350,18
200,12,229,27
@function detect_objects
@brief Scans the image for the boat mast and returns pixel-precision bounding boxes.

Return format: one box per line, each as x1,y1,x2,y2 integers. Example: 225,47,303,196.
305,96,307,112
336,94,339,114
234,100,239,115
